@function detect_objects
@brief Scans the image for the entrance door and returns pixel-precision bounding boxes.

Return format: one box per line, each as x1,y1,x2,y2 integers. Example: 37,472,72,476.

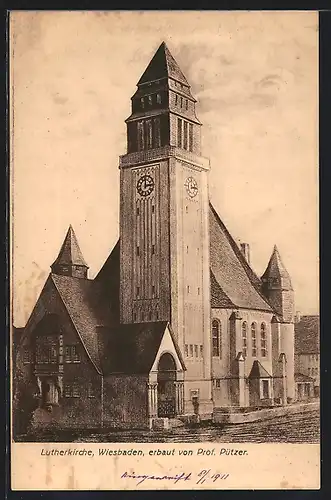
157,353,176,418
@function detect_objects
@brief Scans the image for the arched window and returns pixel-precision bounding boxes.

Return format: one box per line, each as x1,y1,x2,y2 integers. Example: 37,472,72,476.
251,323,257,357
212,319,221,357
260,323,267,357
242,322,248,357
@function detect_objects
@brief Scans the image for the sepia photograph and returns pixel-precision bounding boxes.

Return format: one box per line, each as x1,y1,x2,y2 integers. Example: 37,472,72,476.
10,10,319,490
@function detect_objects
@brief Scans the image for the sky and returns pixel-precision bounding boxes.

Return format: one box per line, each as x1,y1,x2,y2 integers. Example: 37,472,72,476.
10,11,319,326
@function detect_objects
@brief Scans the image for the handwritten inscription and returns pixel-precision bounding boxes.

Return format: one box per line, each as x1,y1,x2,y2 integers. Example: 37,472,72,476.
121,470,229,486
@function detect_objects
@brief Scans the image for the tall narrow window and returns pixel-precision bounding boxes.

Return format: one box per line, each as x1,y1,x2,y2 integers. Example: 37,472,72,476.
200,345,203,358
23,348,30,364
184,344,189,357
175,94,178,105
186,99,188,110
145,120,153,149
251,323,257,357
177,118,182,148
180,96,183,107
261,323,267,357
212,319,220,357
148,95,153,106
242,322,248,357
137,121,144,151
156,93,162,104
261,379,269,399
189,344,194,357
194,345,199,357
153,117,161,148
72,383,80,398
183,121,188,150
140,97,145,109
189,123,193,152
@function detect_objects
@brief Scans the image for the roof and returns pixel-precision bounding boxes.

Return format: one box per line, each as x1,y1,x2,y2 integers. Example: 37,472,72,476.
294,315,320,354
248,360,272,379
138,42,189,86
261,245,293,290
209,203,272,312
210,270,235,308
98,321,185,375
51,273,115,373
295,372,315,383
52,225,88,268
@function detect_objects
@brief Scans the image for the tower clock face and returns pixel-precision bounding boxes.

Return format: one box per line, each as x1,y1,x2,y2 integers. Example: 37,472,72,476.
184,176,198,198
136,175,155,197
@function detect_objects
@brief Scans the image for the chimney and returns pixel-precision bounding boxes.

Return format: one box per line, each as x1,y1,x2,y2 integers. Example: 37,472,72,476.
240,242,250,264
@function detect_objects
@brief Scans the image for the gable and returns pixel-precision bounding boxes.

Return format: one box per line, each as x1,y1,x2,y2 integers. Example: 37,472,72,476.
150,325,184,372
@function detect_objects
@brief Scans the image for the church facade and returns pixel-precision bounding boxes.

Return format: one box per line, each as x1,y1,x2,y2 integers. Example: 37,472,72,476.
14,42,295,432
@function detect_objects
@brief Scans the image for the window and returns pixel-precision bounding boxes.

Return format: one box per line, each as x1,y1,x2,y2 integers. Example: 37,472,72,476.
136,206,140,216
180,97,183,107
140,97,145,109
175,94,178,105
50,345,57,363
148,311,152,321
187,285,190,294
194,345,199,357
136,246,140,257
153,117,161,148
251,323,257,357
212,319,221,357
260,323,267,357
152,285,155,296
186,99,188,110
64,383,80,398
152,245,155,255
145,120,153,149
177,118,182,148
136,286,140,298
23,348,30,364
72,383,80,398
189,344,194,357
156,93,161,104
200,345,203,358
189,123,193,152
87,383,95,398
261,379,269,399
148,95,153,106
184,344,189,357
36,336,58,364
197,287,200,295
183,121,188,150
242,322,248,357
65,345,80,363
137,121,144,151
214,379,221,389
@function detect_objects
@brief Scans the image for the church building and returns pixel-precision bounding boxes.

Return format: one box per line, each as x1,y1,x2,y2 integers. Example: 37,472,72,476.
14,42,296,431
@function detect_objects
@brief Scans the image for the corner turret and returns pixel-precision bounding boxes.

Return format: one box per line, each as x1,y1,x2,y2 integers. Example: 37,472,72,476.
51,225,89,279
261,245,294,323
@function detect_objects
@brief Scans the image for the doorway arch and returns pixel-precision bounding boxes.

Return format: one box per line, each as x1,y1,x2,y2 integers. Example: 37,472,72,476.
157,353,177,418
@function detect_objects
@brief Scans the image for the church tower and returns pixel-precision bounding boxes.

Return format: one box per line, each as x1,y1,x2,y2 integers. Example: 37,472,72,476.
261,245,295,401
119,42,213,414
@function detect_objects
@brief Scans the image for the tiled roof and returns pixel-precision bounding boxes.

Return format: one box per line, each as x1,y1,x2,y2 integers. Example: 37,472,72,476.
138,42,189,86
294,315,320,354
210,270,235,308
248,360,272,379
51,274,114,373
98,321,185,375
51,225,88,268
209,203,272,312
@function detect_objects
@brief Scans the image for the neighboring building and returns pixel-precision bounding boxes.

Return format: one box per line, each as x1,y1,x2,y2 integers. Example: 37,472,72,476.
295,315,320,399
14,42,296,432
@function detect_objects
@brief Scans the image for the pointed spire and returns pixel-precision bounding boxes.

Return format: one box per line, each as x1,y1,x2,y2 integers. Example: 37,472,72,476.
261,245,293,290
138,41,189,86
51,225,88,278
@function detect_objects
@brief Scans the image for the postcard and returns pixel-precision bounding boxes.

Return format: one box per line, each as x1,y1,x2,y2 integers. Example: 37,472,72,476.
10,10,319,490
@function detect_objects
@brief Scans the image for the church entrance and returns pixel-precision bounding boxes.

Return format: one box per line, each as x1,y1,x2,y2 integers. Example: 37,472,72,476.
157,353,177,418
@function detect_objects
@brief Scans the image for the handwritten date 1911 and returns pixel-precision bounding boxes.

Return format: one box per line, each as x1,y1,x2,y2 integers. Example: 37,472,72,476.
121,470,229,486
